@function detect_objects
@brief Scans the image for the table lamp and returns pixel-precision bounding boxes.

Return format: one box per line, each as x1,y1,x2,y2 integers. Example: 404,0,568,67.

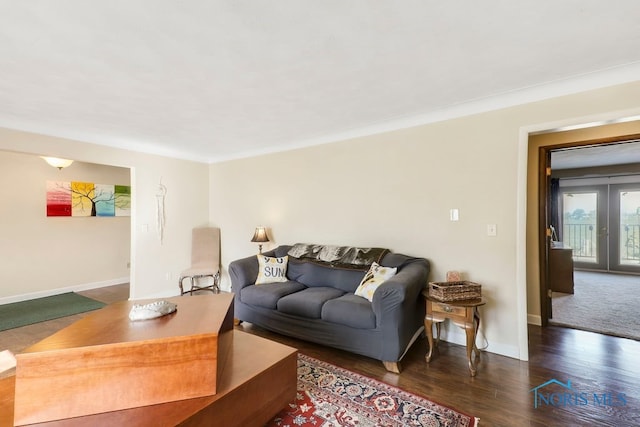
251,226,269,253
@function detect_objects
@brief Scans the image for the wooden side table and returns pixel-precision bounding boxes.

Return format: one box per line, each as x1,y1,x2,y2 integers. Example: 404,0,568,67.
422,290,486,376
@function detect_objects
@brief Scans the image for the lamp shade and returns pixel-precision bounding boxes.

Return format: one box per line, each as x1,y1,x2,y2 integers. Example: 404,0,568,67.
250,226,269,243
42,157,74,170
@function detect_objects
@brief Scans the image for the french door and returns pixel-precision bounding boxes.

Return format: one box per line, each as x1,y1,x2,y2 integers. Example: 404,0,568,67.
560,185,607,270
611,184,640,273
560,183,640,273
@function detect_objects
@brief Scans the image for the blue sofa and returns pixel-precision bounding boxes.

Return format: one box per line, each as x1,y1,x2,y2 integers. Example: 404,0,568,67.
229,244,430,372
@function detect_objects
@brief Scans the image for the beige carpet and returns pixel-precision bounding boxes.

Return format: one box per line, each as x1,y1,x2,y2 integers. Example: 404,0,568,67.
550,271,640,341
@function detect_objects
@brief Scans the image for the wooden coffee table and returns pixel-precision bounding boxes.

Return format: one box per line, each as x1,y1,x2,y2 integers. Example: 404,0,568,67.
1,296,297,427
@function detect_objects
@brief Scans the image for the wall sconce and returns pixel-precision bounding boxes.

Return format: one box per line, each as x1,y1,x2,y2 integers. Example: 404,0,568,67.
250,226,270,254
42,157,74,170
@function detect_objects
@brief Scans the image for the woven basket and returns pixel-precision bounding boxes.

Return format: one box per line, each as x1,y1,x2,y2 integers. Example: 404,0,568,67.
428,281,482,302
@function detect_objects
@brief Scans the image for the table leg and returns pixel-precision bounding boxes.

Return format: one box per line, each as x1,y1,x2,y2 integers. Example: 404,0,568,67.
425,318,434,362
464,322,477,376
472,308,481,361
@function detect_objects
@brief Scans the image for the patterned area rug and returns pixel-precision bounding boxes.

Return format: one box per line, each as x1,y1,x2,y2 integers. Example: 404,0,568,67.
268,354,479,427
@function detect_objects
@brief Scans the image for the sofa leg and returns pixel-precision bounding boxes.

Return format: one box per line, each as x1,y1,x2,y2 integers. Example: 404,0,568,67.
382,361,401,373
233,318,243,326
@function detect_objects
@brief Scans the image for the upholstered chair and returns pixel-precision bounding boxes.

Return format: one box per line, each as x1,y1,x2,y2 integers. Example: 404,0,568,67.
178,227,221,295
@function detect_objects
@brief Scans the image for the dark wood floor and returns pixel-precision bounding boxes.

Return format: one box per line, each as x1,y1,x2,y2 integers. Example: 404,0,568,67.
239,323,639,427
2,285,639,426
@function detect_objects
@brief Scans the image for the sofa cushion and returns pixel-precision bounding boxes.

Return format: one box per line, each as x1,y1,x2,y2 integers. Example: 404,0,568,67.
240,281,306,309
321,293,376,329
286,258,366,293
277,286,344,319
354,262,398,302
255,255,289,284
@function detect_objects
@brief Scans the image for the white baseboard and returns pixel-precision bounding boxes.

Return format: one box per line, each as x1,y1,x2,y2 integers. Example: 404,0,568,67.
528,314,542,326
436,324,522,360
0,277,130,305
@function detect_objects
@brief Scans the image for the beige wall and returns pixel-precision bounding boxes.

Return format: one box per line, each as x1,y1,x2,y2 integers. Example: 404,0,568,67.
526,120,640,324
1,80,638,359
210,81,640,360
0,151,130,301
0,127,210,300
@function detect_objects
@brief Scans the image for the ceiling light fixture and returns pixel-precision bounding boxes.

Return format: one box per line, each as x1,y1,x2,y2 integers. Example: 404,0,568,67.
41,157,74,170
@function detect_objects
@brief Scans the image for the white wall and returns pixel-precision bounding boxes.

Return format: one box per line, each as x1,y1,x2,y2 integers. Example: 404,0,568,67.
0,127,210,300
0,152,130,301
210,81,640,361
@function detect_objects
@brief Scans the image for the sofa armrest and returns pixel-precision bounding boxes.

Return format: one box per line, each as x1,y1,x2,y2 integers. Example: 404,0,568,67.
371,258,429,327
371,258,429,361
229,255,259,293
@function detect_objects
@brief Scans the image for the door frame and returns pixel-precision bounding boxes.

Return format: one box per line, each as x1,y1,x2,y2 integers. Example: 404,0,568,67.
537,133,640,326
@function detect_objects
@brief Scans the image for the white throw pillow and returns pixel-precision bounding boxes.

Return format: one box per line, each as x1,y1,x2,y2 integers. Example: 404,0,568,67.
255,255,289,284
354,262,397,302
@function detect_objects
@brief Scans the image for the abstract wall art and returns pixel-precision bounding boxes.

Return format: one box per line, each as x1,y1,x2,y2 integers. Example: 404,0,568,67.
46,181,72,217
46,181,131,217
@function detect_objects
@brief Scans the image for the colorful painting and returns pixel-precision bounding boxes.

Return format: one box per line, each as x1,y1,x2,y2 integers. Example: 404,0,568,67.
46,181,131,217
71,181,95,216
94,184,115,217
114,185,131,216
46,181,72,216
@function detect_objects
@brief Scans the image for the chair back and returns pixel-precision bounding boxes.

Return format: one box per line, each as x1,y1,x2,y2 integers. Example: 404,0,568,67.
191,227,220,269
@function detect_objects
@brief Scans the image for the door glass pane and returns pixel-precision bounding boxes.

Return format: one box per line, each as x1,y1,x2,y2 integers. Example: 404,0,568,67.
619,190,640,266
562,192,598,263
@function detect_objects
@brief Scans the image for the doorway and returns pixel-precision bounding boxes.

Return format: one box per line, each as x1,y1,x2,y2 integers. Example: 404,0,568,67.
537,135,640,326
0,151,132,304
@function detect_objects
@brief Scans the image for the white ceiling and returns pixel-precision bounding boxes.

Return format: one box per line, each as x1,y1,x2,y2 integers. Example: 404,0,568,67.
1,1,640,163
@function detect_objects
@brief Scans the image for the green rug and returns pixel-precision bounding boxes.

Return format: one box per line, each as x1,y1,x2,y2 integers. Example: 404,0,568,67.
0,292,106,332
